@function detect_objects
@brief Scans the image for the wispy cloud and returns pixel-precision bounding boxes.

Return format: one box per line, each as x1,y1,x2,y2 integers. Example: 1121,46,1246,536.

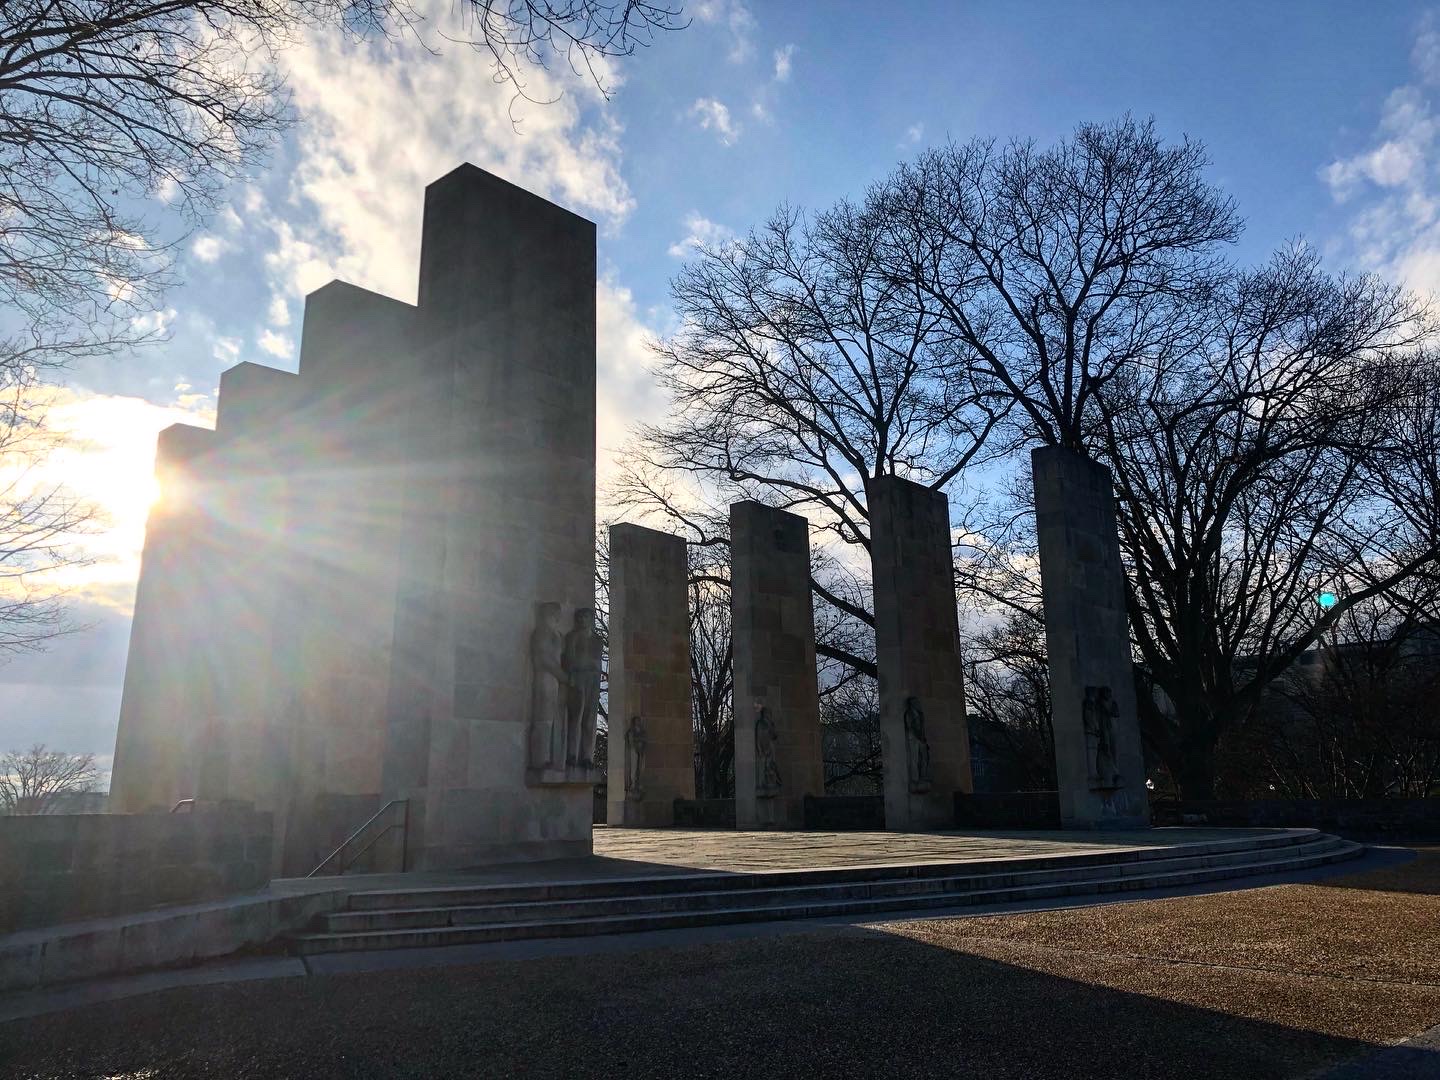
689,97,740,145
694,0,756,64
248,8,664,505
773,44,795,82
667,212,735,257
191,234,228,263
257,328,294,359
1321,13,1440,293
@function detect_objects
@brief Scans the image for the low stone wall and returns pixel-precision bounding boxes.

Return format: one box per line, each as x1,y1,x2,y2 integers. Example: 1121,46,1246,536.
0,886,343,993
803,795,884,831
0,806,273,934
672,798,736,828
1151,798,1440,840
954,791,1062,830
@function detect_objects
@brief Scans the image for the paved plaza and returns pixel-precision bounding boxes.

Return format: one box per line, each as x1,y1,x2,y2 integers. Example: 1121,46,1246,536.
590,826,1264,872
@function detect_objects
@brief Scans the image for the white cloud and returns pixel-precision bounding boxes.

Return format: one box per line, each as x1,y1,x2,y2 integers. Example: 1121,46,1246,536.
213,336,242,366
1321,36,1440,298
689,98,740,145
1415,10,1440,86
191,234,228,263
257,329,295,359
694,0,756,64
130,308,177,337
773,44,795,82
260,12,633,306
903,122,925,147
667,213,735,257
219,205,245,234
216,1,665,534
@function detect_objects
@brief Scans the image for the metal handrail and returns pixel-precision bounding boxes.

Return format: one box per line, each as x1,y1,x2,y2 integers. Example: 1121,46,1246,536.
170,798,195,813
306,799,409,878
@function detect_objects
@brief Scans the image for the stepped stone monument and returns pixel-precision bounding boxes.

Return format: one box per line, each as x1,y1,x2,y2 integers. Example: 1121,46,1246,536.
730,501,824,829
867,474,974,830
111,165,601,872
1032,446,1150,828
606,523,695,826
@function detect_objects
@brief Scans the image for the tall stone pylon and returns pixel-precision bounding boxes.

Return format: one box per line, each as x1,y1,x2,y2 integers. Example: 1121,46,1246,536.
606,523,695,826
867,474,973,830
1032,446,1150,828
730,501,824,829
110,424,219,813
381,165,598,868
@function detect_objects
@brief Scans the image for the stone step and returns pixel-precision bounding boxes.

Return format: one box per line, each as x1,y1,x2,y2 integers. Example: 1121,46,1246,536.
318,836,1352,933
340,828,1324,912
290,837,1363,955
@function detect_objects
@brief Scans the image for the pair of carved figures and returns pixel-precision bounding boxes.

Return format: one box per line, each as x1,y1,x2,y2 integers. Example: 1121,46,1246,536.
754,703,782,797
529,603,602,771
1082,685,1123,792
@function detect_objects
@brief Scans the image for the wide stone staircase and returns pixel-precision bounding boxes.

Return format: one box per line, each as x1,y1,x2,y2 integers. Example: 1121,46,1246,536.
289,829,1362,956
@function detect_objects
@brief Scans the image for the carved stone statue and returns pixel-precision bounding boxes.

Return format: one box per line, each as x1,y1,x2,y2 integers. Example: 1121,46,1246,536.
754,702,782,797
1083,684,1122,791
903,695,932,793
563,607,603,768
624,715,647,800
528,602,566,768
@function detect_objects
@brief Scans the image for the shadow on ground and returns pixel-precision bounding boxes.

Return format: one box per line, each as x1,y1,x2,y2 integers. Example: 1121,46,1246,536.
0,926,1386,1080
1314,846,1440,896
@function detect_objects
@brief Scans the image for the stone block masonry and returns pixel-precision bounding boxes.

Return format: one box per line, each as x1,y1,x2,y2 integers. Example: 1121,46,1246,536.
112,164,601,874
867,474,974,830
380,165,597,868
730,501,825,829
1032,446,1150,829
0,806,273,934
606,524,695,826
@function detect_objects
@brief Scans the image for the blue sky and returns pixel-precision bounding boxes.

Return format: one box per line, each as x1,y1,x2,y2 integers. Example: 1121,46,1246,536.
5,0,1439,774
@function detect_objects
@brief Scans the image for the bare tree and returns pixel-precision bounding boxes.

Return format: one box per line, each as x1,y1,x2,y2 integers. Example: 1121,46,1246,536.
451,0,686,101
644,195,1008,552
1097,247,1435,798
686,538,733,798
1230,585,1440,800
0,743,100,813
962,609,1054,791
882,115,1241,452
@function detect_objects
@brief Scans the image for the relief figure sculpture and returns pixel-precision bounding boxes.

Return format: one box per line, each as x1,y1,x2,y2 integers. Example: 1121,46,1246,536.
563,608,603,768
624,715,647,800
528,602,566,768
755,702,782,797
1083,684,1122,791
903,695,932,793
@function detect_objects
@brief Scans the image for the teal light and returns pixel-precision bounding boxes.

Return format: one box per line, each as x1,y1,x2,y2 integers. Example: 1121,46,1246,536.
1316,591,1339,610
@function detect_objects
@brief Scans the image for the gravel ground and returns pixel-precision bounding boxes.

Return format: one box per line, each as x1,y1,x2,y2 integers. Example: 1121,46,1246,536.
1,849,1437,1080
